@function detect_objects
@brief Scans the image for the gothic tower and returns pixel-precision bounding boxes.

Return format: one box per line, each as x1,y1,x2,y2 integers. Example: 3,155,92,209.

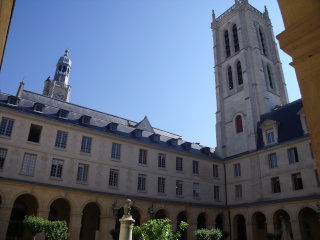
42,49,72,102
211,0,289,158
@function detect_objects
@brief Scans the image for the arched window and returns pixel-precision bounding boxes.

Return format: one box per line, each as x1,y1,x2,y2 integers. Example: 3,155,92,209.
237,61,243,85
228,66,233,90
235,115,243,133
267,66,273,89
259,28,266,55
233,24,239,52
224,30,231,58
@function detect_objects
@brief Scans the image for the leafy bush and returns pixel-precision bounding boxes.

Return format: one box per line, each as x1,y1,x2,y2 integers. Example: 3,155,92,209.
23,215,46,237
133,218,188,240
194,228,222,240
43,220,69,240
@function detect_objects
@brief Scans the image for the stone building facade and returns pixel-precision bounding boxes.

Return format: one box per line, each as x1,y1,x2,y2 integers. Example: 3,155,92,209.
0,1,319,240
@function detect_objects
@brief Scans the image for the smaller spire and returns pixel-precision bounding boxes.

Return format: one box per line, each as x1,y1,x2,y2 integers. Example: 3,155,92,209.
64,49,69,57
212,9,215,21
263,5,270,20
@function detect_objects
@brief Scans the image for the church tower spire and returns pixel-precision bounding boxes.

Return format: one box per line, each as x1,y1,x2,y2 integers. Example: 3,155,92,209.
212,2,288,158
42,49,72,102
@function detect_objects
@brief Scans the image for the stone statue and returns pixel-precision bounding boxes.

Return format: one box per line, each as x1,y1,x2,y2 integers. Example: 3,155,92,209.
123,199,131,216
280,216,292,240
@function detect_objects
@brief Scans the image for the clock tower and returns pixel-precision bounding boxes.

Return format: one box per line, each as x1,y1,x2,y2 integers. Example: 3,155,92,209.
43,49,72,102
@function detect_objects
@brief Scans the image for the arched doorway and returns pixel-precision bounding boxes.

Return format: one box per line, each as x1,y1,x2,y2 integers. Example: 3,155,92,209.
197,212,206,229
80,202,100,240
155,209,167,219
298,207,320,240
49,198,71,225
177,211,187,240
215,214,224,230
233,214,247,240
273,209,292,237
6,193,38,240
252,212,267,240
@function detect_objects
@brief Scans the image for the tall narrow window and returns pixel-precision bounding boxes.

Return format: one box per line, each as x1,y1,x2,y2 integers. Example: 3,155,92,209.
228,66,233,90
158,177,165,194
267,66,273,89
271,177,281,193
138,174,146,191
0,117,14,137
139,149,147,165
176,180,183,196
111,143,121,159
50,159,64,179
233,24,239,52
268,153,278,168
259,28,266,55
235,115,243,133
214,186,220,200
81,136,92,154
266,129,275,144
158,153,166,169
234,163,241,177
77,164,89,182
109,169,119,187
55,130,68,149
237,61,243,85
292,173,303,190
193,183,200,198
213,164,219,178
27,124,42,143
21,153,36,175
176,157,183,172
288,147,299,164
193,160,199,174
224,30,231,58
235,184,242,199
0,148,8,170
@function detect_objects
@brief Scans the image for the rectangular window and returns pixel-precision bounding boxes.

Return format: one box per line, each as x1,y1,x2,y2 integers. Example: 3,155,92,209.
288,147,299,164
81,136,92,153
176,180,183,196
138,174,146,191
271,177,281,193
109,169,119,187
0,148,8,170
21,153,36,175
193,160,199,174
157,177,165,194
235,184,242,199
111,143,121,159
158,153,166,169
268,153,278,168
176,157,183,172
214,186,220,200
234,163,241,177
50,159,64,178
27,124,42,143
0,117,14,137
193,183,200,198
213,164,219,178
77,164,89,182
139,149,147,165
266,129,275,144
315,170,320,187
292,173,303,190
55,130,68,149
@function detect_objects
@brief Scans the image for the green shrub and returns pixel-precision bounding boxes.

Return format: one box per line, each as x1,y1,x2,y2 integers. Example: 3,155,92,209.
194,228,222,240
44,220,69,240
23,215,46,237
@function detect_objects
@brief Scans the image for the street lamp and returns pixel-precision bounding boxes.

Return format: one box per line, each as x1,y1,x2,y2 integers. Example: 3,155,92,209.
112,201,120,217
148,203,155,219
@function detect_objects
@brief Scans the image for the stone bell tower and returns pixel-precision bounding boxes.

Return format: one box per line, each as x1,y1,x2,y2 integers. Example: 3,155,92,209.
43,49,72,102
212,0,289,158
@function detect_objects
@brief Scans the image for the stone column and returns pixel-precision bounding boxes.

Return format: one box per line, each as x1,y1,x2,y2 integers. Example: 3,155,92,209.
99,216,111,240
188,222,197,240
171,220,177,233
246,220,253,240
119,215,135,240
290,220,301,240
68,213,82,240
266,221,274,234
0,206,12,240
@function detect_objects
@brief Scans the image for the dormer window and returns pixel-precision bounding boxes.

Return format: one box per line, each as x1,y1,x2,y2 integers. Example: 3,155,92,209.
58,109,69,119
168,138,178,147
259,119,279,146
182,142,191,150
297,108,308,134
7,96,19,106
149,133,160,142
81,115,91,125
132,129,143,138
33,103,45,113
107,122,118,132
201,147,211,154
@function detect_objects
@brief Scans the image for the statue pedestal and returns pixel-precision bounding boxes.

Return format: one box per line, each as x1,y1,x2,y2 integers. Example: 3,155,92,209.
119,215,135,240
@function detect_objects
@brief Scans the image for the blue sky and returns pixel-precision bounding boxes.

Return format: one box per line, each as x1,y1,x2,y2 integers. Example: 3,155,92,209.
0,0,300,148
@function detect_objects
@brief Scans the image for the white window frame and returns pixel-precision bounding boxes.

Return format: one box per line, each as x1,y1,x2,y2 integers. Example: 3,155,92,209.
176,157,183,172
21,153,36,175
234,163,241,177
193,160,199,174
138,174,146,191
214,186,220,200
157,177,165,194
288,147,299,164
268,153,278,168
81,136,92,153
158,153,166,169
55,130,68,149
111,143,121,159
77,163,89,182
235,184,242,199
50,159,64,179
213,164,219,178
109,169,119,187
0,117,14,137
176,180,183,196
139,149,147,165
193,183,200,198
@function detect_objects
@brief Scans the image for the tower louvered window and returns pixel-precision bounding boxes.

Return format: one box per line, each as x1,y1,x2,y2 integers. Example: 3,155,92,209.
235,115,243,133
259,28,266,55
224,30,231,58
228,66,233,90
233,24,239,52
237,61,243,85
267,66,273,89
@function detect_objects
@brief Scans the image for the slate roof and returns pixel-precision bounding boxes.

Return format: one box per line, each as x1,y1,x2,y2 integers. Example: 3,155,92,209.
0,90,220,159
256,99,305,149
